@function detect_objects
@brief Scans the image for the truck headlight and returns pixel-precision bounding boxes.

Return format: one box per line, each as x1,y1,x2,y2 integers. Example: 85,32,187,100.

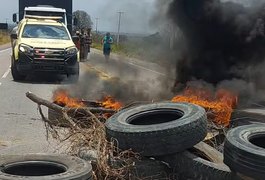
19,44,33,55
66,47,78,56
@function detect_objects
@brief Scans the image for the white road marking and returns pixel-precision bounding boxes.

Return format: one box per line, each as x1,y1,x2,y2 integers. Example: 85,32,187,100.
2,66,11,79
0,48,11,53
0,82,2,86
128,62,166,76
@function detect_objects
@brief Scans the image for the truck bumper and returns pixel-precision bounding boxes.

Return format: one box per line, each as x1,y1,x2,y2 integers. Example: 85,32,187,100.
16,54,79,76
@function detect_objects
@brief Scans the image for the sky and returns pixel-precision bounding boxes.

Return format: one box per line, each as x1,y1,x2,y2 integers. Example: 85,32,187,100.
0,0,157,34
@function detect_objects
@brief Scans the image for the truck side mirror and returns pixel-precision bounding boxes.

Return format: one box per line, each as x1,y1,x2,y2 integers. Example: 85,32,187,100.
12,13,17,23
10,33,18,39
73,17,78,26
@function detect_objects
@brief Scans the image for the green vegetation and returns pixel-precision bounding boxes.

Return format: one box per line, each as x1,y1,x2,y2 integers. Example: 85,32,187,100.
0,31,10,45
91,32,172,65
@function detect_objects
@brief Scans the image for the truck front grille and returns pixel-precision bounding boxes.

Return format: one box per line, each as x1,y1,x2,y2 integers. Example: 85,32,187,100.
34,48,65,61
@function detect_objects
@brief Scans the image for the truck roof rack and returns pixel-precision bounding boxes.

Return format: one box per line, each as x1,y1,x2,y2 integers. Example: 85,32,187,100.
24,15,63,20
25,6,66,13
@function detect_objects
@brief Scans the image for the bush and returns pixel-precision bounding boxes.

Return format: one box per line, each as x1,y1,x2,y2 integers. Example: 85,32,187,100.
0,31,9,45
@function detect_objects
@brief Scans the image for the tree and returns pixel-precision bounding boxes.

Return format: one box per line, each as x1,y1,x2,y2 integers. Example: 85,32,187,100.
73,10,93,31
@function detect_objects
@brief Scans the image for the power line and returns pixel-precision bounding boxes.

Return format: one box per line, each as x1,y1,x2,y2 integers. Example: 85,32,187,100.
117,11,125,45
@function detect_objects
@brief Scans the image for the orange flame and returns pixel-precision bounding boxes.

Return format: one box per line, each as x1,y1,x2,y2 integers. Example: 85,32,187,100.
100,96,123,111
172,88,238,127
53,90,85,108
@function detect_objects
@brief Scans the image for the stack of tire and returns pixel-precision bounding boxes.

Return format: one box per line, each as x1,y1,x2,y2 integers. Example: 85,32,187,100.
105,102,238,180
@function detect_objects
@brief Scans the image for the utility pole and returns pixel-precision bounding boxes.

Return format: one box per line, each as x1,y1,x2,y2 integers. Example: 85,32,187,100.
117,11,124,45
95,18,99,34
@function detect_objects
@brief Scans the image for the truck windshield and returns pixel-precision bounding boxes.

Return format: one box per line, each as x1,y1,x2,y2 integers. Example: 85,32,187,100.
22,24,70,40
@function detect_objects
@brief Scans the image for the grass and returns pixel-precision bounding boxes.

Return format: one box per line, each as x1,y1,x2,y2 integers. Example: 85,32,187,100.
91,32,172,65
0,31,10,45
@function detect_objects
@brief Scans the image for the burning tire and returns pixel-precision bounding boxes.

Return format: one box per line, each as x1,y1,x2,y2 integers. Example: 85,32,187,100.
105,102,207,156
0,154,93,180
224,125,265,180
159,142,237,180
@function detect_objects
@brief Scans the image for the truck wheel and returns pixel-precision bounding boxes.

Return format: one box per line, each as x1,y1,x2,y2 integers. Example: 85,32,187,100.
68,74,79,83
0,154,93,180
224,125,265,180
11,61,26,81
68,64,79,83
159,142,238,180
105,102,207,156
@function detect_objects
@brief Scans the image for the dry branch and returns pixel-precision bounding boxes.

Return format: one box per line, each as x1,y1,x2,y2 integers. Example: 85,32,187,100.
26,91,63,113
25,91,150,179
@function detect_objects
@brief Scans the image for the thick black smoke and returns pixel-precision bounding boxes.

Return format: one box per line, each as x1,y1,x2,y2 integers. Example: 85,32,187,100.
169,0,265,86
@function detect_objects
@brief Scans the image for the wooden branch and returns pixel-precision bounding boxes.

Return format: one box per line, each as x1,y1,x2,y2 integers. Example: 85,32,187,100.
68,107,116,114
26,92,63,113
26,92,116,114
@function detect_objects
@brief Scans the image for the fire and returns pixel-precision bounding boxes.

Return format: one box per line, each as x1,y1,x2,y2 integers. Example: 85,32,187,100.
100,96,123,111
53,90,85,108
172,88,238,127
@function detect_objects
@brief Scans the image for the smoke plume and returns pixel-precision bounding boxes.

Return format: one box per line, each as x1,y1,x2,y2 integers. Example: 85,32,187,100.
168,0,265,88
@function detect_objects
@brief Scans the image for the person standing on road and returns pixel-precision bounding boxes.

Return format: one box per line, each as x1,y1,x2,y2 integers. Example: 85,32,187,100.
102,32,113,62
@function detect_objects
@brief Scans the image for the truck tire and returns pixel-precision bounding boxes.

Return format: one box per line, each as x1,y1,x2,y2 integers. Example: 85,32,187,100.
68,74,79,83
105,102,207,156
224,125,265,180
159,142,238,180
68,63,79,83
78,149,171,179
231,108,265,127
127,158,171,180
11,60,26,81
0,154,93,180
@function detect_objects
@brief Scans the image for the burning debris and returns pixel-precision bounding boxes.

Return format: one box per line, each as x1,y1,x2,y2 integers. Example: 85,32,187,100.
52,89,123,111
168,0,265,88
53,90,85,108
172,87,237,127
99,96,123,111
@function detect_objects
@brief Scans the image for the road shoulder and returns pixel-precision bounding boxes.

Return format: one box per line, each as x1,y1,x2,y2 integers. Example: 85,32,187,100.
90,48,165,75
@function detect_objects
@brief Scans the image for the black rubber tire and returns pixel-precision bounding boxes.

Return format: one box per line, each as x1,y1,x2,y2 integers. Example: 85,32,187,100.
231,108,265,127
11,60,26,81
105,102,207,156
0,154,93,180
68,63,80,83
68,74,79,83
128,158,171,180
109,157,171,179
78,149,171,179
48,108,70,127
224,124,265,180
158,142,238,180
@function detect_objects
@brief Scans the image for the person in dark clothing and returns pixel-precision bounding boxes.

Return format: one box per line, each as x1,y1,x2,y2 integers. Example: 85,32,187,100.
102,32,113,61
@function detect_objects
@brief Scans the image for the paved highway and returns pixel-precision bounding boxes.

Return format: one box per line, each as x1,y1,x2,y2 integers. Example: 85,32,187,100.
0,45,169,154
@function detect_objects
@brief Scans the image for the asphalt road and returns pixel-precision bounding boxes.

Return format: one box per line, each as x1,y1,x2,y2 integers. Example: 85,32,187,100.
0,46,168,155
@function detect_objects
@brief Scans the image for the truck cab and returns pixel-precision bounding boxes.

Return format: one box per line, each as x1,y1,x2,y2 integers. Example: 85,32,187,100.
24,6,67,25
10,16,79,81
